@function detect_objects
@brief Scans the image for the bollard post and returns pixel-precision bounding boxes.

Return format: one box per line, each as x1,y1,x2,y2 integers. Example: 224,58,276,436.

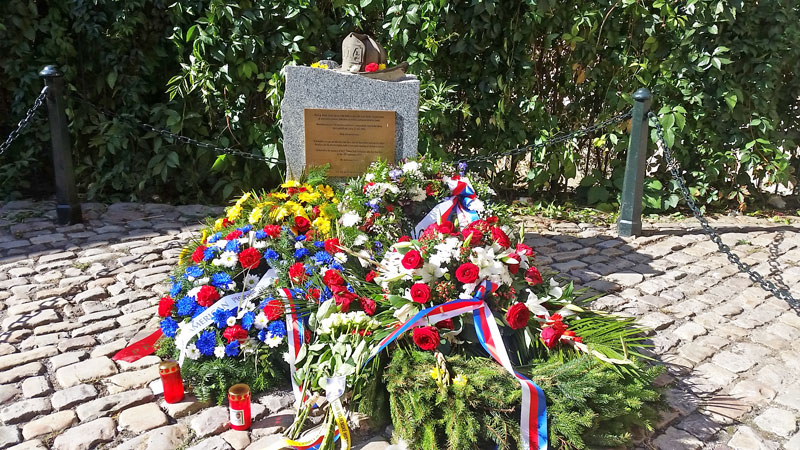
617,88,652,237
39,65,82,225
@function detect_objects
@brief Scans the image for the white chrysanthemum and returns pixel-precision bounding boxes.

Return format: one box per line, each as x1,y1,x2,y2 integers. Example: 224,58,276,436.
213,252,239,269
334,252,347,264
226,316,237,327
353,234,368,247
214,346,226,358
186,343,201,360
187,286,201,298
243,273,260,290
253,312,269,330
264,334,282,348
410,187,426,202
402,161,420,173
341,212,362,227
213,239,229,249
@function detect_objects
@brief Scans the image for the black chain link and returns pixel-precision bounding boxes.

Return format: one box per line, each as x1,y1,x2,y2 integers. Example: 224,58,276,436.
458,110,633,165
0,87,49,158
73,95,286,165
649,111,798,310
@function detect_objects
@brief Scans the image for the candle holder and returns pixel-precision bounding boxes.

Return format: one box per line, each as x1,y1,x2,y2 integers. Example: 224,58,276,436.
159,360,185,403
228,383,252,430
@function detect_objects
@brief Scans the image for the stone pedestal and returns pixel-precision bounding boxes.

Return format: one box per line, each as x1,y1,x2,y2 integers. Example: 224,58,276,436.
280,65,419,179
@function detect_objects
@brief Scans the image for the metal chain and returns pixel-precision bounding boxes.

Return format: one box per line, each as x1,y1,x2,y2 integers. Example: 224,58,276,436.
458,110,633,164
73,95,285,164
649,111,798,310
0,86,49,158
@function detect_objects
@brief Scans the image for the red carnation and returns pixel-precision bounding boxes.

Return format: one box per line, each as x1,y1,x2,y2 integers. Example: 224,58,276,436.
541,326,564,349
486,216,499,225
221,218,233,228
323,269,345,287
462,228,483,245
436,221,455,235
412,326,440,351
455,263,480,284
289,262,306,282
294,216,311,232
401,250,424,269
410,283,431,303
335,293,355,312
196,285,220,307
324,238,341,254
505,302,530,330
525,267,543,286
223,324,248,343
238,247,262,269
365,270,377,282
516,243,533,257
398,236,411,243
157,296,174,317
192,246,206,264
308,288,321,300
491,227,511,248
225,230,243,240
364,62,379,72
264,225,281,238
359,297,377,316
264,299,284,321
436,318,454,329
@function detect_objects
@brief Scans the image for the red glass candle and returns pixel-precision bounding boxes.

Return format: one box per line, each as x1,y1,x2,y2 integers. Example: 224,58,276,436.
228,384,251,430
159,360,185,403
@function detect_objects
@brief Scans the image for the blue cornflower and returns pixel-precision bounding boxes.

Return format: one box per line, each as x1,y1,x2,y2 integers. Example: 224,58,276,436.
185,266,204,279
295,234,306,242
255,230,267,240
195,330,217,356
331,262,344,271
176,296,197,317
238,225,252,233
192,306,207,320
224,341,240,357
263,249,279,261
207,232,222,244
212,308,236,329
160,317,179,338
258,296,274,310
305,265,316,276
257,329,269,342
266,320,287,339
170,281,182,298
294,248,310,259
320,287,332,302
224,240,241,254
313,241,325,249
203,246,219,262
211,273,234,290
313,251,333,265
241,311,256,331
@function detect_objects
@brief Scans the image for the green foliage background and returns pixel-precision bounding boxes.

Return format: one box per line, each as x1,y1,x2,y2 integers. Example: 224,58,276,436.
2,0,798,210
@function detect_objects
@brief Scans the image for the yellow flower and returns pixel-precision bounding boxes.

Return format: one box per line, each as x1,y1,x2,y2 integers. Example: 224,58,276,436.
234,192,252,207
379,64,386,70
318,185,334,199
311,62,320,68
453,374,468,387
271,192,289,200
271,206,290,221
298,191,321,203
249,207,264,224
214,217,226,231
226,204,243,221
429,368,442,380
311,62,329,69
281,180,301,188
201,229,209,243
179,246,190,264
312,217,331,235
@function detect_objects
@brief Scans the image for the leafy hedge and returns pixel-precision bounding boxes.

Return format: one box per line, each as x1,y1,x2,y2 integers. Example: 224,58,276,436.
2,0,798,209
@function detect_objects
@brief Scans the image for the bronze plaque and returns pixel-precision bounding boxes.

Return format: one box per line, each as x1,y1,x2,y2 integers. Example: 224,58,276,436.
304,108,396,177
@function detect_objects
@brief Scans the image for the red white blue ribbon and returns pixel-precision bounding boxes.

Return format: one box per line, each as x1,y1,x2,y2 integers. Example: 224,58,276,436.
414,176,482,237
283,288,306,403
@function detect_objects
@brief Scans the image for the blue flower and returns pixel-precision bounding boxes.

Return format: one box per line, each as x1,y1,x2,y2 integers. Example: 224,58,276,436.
320,287,332,302
170,282,182,298
305,265,316,276
238,225,252,233
160,317,179,338
224,240,241,254
185,266,204,279
258,296,274,310
331,262,344,271
207,232,222,244
313,251,333,265
294,248,310,259
458,162,467,176
196,330,217,356
212,308,236,329
211,273,234,290
176,296,197,317
224,341,240,357
257,329,269,342
203,246,219,262
241,311,256,331
192,306,207,319
346,284,355,293
313,241,325,249
263,249,279,261
266,320,287,339
255,230,267,240
389,168,403,180
295,234,306,242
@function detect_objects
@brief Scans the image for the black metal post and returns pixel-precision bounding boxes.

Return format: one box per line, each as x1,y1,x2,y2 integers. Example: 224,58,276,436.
39,65,81,225
617,88,652,237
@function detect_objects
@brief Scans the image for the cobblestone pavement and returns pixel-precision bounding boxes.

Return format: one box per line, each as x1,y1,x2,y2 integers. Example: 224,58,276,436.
0,200,799,450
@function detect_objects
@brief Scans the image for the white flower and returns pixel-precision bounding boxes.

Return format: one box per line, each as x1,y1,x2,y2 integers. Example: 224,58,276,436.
402,161,420,173
334,252,347,264
393,303,419,323
418,262,448,283
548,278,563,299
341,212,362,227
226,316,237,327
193,277,210,287
264,334,282,348
353,234,368,247
252,240,268,249
214,346,226,358
187,286,202,298
525,290,550,317
213,239,229,249
243,273,260,290
254,313,269,330
186,343,201,360
410,187,426,202
213,252,238,269
365,173,375,182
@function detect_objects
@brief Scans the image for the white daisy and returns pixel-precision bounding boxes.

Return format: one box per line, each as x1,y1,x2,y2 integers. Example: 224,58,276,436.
243,273,260,290
334,252,347,264
264,334,282,348
186,343,201,360
214,346,226,358
253,312,269,330
226,316,237,327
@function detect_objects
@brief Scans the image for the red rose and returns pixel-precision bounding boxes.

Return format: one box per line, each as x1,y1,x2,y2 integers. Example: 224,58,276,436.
541,326,564,349
192,246,206,263
398,236,411,242
410,283,431,303
223,325,248,343
505,302,530,330
462,228,483,245
294,216,311,232
364,62,379,72
323,269,345,287
263,225,281,238
324,238,341,254
225,230,243,240
436,318,454,329
516,243,533,257
412,326,440,351
491,227,511,248
263,299,284,321
359,297,377,316
525,267,543,286
506,253,520,275
157,296,174,317
436,221,455,235
238,247,262,269
289,262,306,282
365,270,377,282
455,263,480,284
401,250,423,269
196,285,220,307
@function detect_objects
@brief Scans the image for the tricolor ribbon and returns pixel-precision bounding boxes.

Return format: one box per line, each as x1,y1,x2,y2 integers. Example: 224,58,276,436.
414,176,482,237
283,287,306,403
